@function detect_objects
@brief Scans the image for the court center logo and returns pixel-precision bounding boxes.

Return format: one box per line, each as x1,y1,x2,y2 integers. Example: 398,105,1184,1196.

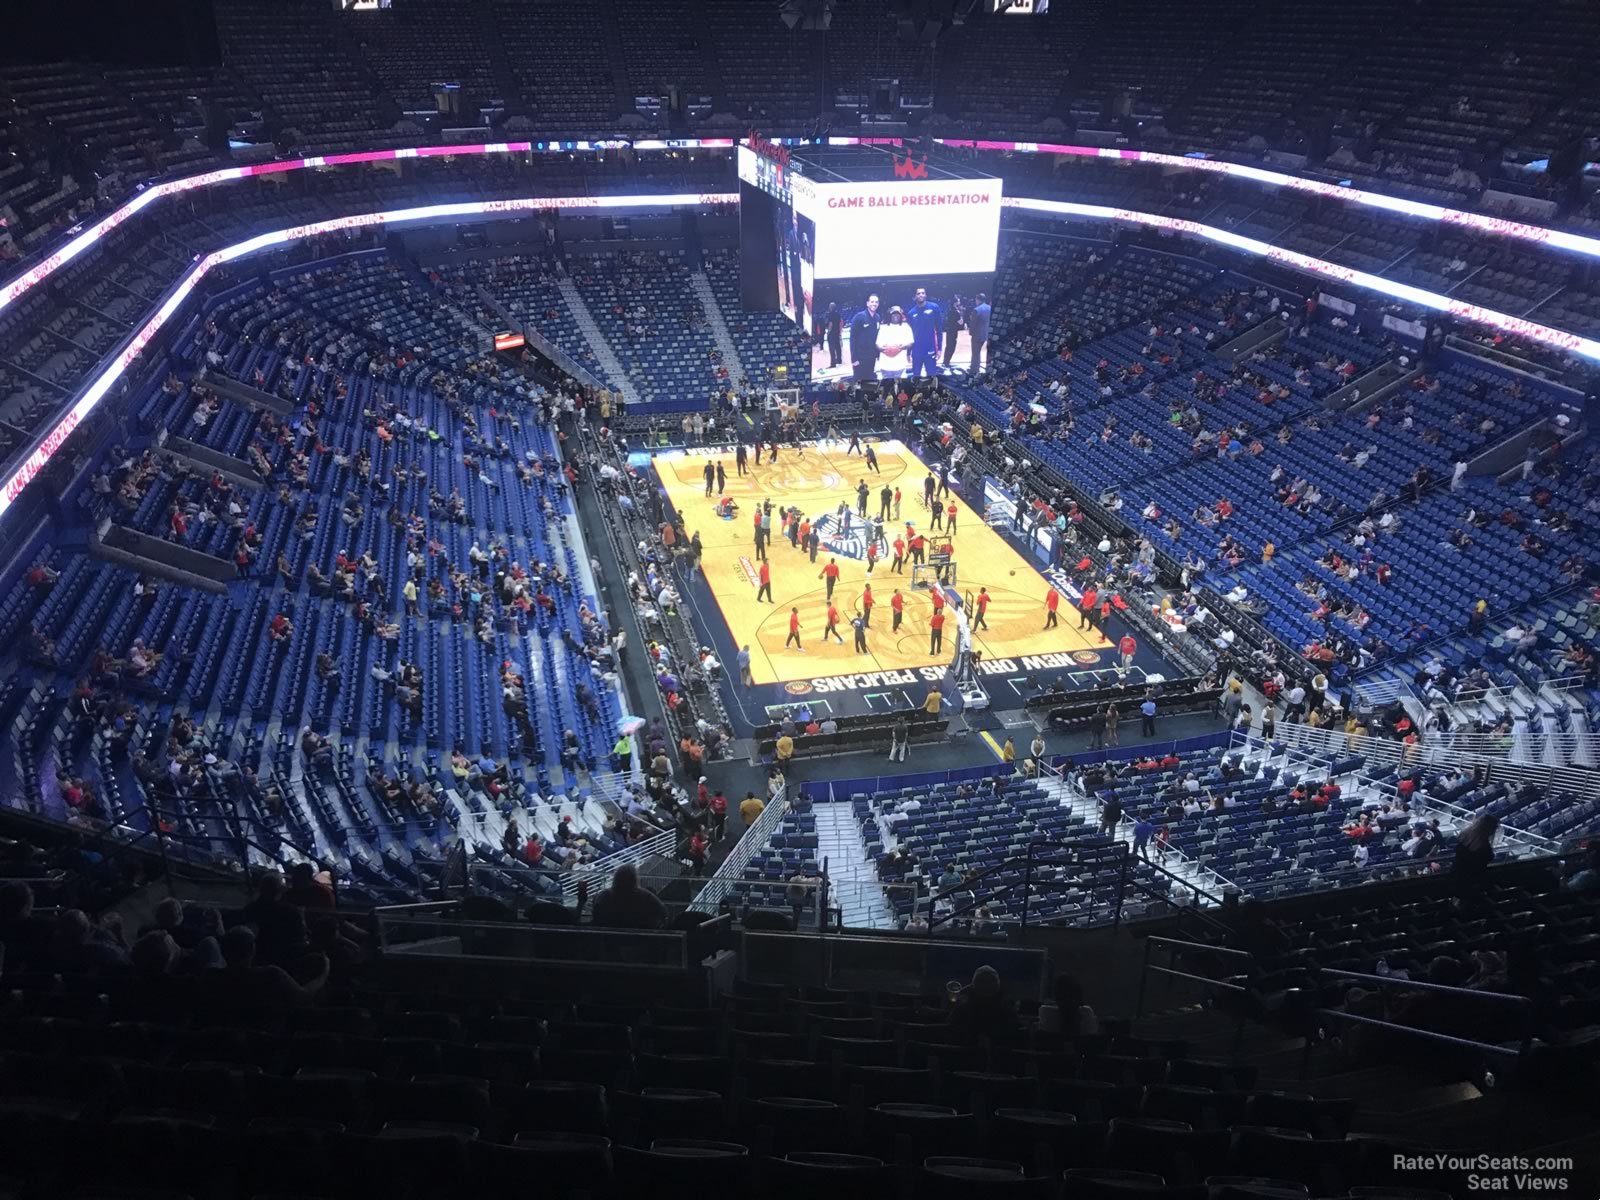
814,509,879,561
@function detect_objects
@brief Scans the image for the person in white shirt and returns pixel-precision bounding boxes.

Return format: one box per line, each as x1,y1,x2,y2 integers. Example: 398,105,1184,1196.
875,308,914,379
1285,685,1307,719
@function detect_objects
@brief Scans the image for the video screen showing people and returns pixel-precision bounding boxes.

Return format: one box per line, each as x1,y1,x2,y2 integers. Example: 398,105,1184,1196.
736,180,815,336
810,273,993,383
774,204,815,331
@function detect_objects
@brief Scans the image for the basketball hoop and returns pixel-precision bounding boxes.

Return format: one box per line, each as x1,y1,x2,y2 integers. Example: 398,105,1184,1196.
765,384,803,425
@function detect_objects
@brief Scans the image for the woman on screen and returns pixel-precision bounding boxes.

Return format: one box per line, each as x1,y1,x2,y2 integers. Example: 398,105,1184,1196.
875,307,914,379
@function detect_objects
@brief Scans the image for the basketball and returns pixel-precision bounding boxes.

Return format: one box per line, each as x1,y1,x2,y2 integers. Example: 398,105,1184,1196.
1009,569,1016,575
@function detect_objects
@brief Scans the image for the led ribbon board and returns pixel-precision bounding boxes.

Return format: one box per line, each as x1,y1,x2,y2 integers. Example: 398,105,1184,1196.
6,174,1600,519
1004,196,1600,363
0,191,733,520
9,136,1600,321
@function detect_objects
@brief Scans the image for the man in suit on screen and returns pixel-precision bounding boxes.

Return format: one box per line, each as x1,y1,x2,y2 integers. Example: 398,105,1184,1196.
819,301,843,368
967,292,991,375
849,295,881,381
784,212,807,328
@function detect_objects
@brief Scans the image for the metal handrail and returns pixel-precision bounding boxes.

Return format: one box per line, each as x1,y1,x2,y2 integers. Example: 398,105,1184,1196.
1146,934,1256,959
1312,964,1538,1060
1233,730,1562,857
923,837,1130,931
920,828,1231,932
1136,930,1260,1036
557,825,679,906
1243,725,1599,813
1135,850,1229,910
1309,1007,1532,1058
1446,671,1591,707
142,796,324,855
69,800,325,897
371,900,461,916
1314,967,1533,1007
1052,757,1238,901
687,793,792,913
1262,715,1600,789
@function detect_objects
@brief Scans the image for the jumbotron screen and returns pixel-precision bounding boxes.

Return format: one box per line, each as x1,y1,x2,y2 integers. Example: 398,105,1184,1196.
738,145,1001,383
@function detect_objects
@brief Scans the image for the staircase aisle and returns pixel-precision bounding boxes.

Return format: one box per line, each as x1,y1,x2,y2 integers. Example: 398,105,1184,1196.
554,276,642,408
689,270,749,388
1035,773,1227,907
815,801,897,929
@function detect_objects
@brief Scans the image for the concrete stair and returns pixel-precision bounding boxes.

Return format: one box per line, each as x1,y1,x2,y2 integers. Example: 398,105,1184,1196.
689,269,749,389
555,275,641,408
1036,773,1229,906
815,801,896,929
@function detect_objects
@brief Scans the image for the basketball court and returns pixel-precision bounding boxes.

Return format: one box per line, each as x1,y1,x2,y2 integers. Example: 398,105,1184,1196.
651,438,1111,685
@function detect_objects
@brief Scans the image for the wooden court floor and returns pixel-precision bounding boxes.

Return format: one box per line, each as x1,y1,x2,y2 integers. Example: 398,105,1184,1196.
653,438,1111,686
